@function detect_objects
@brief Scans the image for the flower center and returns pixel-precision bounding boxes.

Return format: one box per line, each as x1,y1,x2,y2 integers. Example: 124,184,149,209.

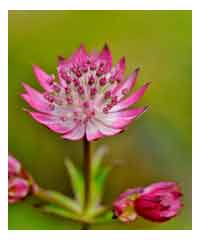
43,58,124,125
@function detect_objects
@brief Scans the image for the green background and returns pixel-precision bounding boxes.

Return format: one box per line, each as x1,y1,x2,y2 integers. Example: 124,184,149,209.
8,10,192,230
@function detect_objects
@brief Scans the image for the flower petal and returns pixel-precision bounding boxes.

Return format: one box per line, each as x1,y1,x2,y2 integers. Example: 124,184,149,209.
29,112,76,134
101,107,148,129
142,182,181,195
32,64,53,91
98,44,112,72
111,82,151,112
21,83,51,113
8,155,21,176
62,123,85,140
109,57,126,84
112,67,140,100
93,118,123,136
86,120,103,141
70,44,88,65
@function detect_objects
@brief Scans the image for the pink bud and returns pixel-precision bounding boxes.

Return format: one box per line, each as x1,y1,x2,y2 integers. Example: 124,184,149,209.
134,182,183,222
113,182,183,223
9,178,30,204
113,188,142,223
8,155,21,177
8,155,36,204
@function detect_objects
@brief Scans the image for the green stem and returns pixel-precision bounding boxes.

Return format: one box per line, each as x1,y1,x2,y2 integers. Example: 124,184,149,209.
82,222,90,230
83,136,91,229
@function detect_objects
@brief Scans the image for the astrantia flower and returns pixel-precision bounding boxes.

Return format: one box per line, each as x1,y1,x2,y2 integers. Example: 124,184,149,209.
113,182,183,223
22,44,150,141
8,155,35,204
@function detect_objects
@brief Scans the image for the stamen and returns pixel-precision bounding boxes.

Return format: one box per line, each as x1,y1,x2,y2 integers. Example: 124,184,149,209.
103,107,109,114
83,101,89,108
46,76,54,85
104,90,111,99
43,92,54,102
99,62,104,67
90,62,96,71
73,79,80,87
65,76,72,84
99,77,107,86
66,96,73,104
88,75,95,85
111,96,118,105
75,70,82,78
106,103,113,110
78,86,84,95
109,77,115,84
65,87,71,94
52,83,61,93
96,68,103,77
60,71,68,81
90,87,97,97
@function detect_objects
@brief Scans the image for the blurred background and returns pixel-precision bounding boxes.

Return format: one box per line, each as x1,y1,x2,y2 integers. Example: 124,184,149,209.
8,10,192,230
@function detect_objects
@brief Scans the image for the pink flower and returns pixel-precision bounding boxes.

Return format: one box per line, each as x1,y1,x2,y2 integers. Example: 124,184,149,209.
9,177,30,204
113,182,183,223
21,44,150,141
8,155,35,204
8,155,21,176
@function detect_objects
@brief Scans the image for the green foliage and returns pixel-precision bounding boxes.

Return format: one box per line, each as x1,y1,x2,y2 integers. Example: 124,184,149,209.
35,188,81,213
64,159,84,209
89,146,111,214
35,146,113,225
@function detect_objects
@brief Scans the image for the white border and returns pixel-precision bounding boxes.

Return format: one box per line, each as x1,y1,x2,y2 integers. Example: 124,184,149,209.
0,0,196,240
6,0,193,10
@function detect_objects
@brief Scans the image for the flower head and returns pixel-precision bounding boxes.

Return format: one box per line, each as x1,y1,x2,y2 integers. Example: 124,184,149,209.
113,182,183,223
22,44,150,141
8,155,35,204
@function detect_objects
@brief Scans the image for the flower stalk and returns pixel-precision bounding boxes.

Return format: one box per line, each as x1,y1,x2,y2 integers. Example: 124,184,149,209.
83,136,92,229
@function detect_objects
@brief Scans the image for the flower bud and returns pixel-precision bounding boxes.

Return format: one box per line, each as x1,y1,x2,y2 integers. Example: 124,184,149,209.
8,155,36,204
113,182,183,223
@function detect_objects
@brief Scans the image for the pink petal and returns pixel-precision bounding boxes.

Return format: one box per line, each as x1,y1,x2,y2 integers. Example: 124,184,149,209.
116,57,126,79
70,44,88,65
57,45,88,86
93,118,123,136
112,67,140,100
111,82,151,112
101,107,148,129
86,120,103,141
142,182,180,195
21,83,51,113
62,123,85,140
32,64,53,91
98,44,112,72
8,155,21,176
29,112,76,134
110,57,126,82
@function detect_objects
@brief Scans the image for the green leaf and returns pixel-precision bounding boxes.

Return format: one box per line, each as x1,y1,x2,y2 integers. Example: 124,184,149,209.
92,145,108,177
35,188,81,213
89,166,111,215
41,204,82,222
42,204,112,225
64,159,84,209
